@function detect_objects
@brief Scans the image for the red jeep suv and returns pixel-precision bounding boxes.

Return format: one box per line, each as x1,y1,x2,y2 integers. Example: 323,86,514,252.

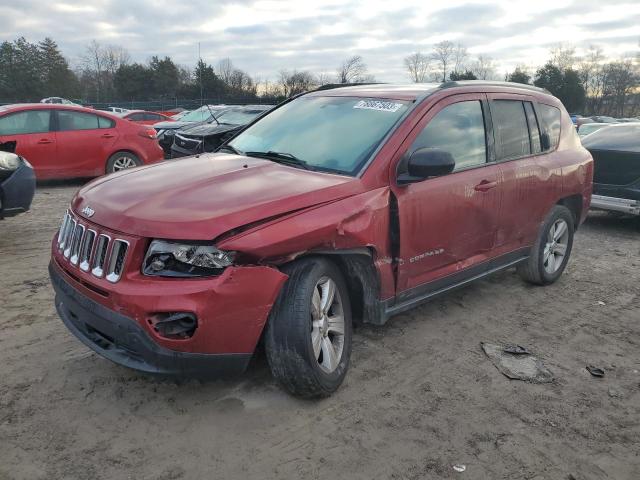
49,82,593,397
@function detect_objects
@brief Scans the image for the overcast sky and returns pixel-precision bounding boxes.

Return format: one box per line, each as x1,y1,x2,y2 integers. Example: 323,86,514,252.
1,0,638,82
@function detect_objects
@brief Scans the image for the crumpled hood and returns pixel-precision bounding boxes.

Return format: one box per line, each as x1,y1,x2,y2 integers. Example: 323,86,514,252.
72,153,361,240
178,123,239,137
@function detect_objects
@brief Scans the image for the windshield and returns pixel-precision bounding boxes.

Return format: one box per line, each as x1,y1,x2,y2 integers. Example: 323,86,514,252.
217,109,265,126
228,96,410,176
180,108,214,123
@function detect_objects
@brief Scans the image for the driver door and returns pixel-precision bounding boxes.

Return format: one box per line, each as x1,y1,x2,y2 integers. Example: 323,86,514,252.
391,94,502,298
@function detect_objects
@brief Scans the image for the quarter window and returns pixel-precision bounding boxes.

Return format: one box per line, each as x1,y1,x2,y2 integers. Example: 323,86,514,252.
98,116,115,129
524,102,541,154
0,110,51,135
491,100,531,160
537,104,561,151
409,100,487,171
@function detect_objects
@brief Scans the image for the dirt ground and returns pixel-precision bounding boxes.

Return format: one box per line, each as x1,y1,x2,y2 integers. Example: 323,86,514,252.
1,183,639,480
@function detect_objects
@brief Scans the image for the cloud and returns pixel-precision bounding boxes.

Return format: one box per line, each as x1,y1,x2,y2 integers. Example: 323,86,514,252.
0,0,638,82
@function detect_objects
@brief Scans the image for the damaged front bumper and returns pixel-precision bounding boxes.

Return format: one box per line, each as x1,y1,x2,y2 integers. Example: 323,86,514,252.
49,256,288,377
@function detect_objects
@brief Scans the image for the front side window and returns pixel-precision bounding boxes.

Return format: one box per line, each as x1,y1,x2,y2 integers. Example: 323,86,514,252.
408,100,487,171
0,110,51,135
537,104,561,150
57,111,102,131
491,100,531,160
229,97,410,175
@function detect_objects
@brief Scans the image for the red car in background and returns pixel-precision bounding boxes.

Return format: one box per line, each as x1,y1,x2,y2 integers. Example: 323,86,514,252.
0,104,164,179
117,110,175,125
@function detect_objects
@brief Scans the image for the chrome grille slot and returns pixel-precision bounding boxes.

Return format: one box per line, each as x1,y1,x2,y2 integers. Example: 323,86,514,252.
106,240,129,283
59,213,74,251
58,211,70,249
70,224,85,265
91,234,110,278
79,230,96,272
63,219,77,258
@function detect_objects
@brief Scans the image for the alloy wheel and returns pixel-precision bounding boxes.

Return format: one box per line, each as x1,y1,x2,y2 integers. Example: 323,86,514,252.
310,276,345,373
112,156,137,171
543,219,569,274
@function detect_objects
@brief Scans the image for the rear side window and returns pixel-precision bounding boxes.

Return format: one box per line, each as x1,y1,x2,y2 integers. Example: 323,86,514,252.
491,100,531,160
523,102,541,154
0,110,51,135
537,104,561,150
143,113,164,121
57,111,102,131
128,113,145,121
410,100,487,171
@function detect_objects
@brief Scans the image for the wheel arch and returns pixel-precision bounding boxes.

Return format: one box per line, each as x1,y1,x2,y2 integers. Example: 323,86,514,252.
556,194,583,230
284,248,385,326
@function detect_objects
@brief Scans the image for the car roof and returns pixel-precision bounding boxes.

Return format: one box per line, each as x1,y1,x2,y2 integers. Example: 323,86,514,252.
306,81,549,101
0,103,121,119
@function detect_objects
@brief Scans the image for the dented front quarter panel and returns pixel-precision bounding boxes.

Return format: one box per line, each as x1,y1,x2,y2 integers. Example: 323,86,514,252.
218,187,396,300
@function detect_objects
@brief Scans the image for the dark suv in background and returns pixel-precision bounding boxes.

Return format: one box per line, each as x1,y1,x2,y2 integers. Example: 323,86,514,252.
50,81,592,397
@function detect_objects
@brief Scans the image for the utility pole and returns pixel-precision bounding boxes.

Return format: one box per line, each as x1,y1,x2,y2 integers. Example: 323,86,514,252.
198,42,203,107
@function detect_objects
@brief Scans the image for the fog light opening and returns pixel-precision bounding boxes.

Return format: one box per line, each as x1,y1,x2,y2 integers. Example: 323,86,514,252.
149,312,197,339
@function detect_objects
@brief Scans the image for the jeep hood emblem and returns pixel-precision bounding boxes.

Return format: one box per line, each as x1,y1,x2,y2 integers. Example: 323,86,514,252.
81,206,95,218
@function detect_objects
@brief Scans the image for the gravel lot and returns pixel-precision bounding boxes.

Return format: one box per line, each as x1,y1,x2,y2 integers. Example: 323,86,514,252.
1,183,639,480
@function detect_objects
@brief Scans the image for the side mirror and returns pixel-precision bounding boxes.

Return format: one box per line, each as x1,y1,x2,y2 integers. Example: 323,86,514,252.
398,148,455,184
540,132,551,151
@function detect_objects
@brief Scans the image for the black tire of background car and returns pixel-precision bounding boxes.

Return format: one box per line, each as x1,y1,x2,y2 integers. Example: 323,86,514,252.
106,151,142,174
265,257,353,398
517,205,575,285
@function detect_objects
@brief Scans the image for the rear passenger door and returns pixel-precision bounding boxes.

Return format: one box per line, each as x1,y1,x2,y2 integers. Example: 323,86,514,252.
54,110,118,177
392,94,503,296
487,94,563,253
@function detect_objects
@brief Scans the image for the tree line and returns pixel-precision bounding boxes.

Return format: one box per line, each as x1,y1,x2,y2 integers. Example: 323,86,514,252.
404,42,639,116
1,36,638,116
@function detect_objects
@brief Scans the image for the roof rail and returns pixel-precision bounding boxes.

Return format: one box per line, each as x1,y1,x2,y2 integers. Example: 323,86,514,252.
439,80,549,94
314,82,385,91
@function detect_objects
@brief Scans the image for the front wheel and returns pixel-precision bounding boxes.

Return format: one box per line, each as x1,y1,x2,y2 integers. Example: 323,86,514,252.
265,257,352,398
518,205,575,285
106,152,142,174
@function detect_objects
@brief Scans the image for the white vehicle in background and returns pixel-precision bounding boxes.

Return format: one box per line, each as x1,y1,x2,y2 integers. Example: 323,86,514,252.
40,97,80,106
107,107,130,113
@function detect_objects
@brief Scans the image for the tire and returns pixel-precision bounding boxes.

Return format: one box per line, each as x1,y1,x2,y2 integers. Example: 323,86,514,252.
517,205,575,285
265,257,352,398
106,152,142,174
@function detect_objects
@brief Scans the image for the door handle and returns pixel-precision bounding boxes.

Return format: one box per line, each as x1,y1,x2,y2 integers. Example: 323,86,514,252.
37,138,53,144
101,133,115,139
474,180,498,192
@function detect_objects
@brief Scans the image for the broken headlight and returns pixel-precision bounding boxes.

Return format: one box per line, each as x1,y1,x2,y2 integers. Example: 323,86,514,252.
143,240,235,277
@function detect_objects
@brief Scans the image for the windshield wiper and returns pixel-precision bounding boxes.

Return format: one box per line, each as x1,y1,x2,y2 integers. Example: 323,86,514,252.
244,151,312,170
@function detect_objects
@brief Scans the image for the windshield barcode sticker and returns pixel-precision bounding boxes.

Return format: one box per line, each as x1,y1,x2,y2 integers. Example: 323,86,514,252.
353,100,403,112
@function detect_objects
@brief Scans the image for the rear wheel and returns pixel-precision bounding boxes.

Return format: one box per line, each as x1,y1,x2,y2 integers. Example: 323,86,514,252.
265,257,352,398
518,205,574,285
106,152,141,174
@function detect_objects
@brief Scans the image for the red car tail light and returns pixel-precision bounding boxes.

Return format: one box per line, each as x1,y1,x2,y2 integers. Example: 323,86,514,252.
138,128,157,139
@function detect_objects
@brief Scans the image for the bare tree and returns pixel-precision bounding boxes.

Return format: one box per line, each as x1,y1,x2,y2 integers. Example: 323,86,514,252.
336,55,368,83
279,69,317,97
471,55,496,80
550,44,577,71
430,41,455,82
216,58,234,85
316,72,333,86
80,40,130,102
452,43,468,75
404,52,430,83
